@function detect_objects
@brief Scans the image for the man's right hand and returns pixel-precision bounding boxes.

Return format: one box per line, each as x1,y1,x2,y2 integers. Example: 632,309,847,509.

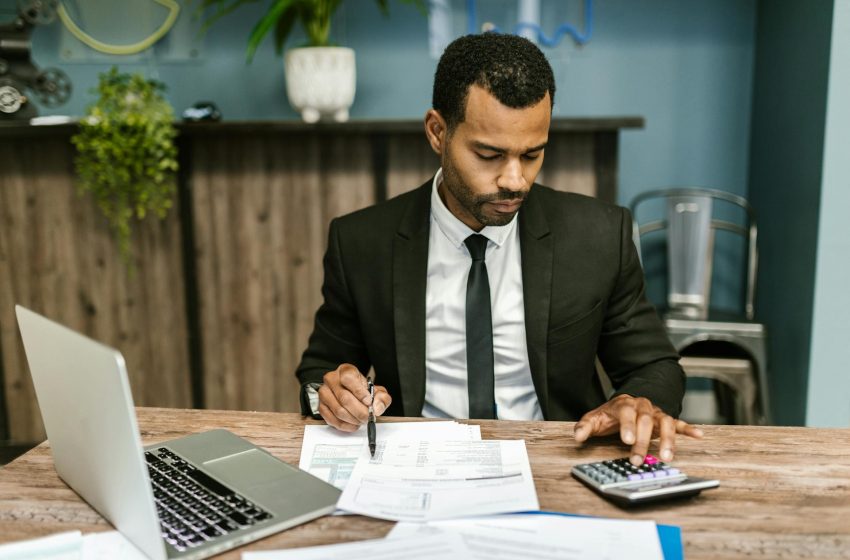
318,364,392,432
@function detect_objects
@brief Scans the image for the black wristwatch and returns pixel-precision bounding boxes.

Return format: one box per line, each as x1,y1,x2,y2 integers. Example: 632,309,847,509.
301,382,323,419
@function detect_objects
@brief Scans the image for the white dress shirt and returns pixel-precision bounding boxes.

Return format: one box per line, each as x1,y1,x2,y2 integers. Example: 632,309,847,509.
422,169,543,420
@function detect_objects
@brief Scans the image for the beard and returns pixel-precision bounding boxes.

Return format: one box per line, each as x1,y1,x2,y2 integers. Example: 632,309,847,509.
441,157,529,227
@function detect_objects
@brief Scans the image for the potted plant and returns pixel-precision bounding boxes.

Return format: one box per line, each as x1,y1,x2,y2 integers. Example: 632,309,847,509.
198,0,425,123
71,67,178,265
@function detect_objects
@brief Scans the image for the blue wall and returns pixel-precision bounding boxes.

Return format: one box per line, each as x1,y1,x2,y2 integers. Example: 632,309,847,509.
11,0,846,426
23,0,758,311
747,0,834,426
807,0,850,428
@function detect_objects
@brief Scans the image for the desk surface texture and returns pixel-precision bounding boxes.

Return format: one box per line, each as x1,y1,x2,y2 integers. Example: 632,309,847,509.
0,408,848,559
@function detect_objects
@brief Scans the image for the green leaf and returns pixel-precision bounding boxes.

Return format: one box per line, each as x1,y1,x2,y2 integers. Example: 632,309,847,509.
273,6,299,54
199,0,428,58
71,67,178,267
194,0,258,35
246,0,296,63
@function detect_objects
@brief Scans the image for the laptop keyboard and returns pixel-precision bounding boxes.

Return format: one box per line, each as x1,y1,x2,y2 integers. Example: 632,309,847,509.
145,447,273,552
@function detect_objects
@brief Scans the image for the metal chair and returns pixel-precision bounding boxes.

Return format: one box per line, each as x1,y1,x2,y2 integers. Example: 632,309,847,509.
630,188,770,425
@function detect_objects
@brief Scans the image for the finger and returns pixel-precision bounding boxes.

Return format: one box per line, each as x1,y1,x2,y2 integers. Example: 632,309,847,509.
617,403,638,445
331,383,370,424
373,387,392,416
575,398,627,442
657,415,676,461
338,365,372,405
331,366,371,423
574,410,606,442
629,399,655,465
320,384,364,426
573,414,595,443
318,401,359,432
676,419,704,439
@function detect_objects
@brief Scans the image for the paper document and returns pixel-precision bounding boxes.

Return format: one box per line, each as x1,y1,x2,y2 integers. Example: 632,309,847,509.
0,531,82,560
388,513,664,560
0,530,147,560
81,531,149,560
299,421,480,490
337,439,539,521
241,532,471,560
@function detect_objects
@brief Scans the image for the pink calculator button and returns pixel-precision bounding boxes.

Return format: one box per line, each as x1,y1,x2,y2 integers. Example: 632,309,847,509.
644,455,659,465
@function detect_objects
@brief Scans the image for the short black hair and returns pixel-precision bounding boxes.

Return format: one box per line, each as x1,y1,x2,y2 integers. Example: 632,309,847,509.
432,33,556,130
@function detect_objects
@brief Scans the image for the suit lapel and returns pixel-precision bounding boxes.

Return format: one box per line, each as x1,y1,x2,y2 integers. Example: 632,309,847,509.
519,186,553,419
393,182,432,416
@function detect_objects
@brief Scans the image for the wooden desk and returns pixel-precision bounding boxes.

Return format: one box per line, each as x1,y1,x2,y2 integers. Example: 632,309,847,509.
1,408,848,559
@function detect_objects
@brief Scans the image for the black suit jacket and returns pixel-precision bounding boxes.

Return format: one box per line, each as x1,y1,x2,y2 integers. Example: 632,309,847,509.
296,181,685,420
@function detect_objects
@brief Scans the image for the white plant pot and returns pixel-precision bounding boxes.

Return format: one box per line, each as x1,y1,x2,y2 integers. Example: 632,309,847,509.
284,47,356,123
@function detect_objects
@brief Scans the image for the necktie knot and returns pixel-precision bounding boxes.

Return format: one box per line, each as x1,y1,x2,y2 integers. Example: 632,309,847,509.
465,234,488,262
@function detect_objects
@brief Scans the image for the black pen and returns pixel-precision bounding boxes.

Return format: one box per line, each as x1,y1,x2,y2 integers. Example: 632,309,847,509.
366,371,376,457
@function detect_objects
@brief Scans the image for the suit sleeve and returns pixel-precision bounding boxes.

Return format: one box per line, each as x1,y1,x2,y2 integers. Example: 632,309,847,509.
597,207,686,417
295,218,372,414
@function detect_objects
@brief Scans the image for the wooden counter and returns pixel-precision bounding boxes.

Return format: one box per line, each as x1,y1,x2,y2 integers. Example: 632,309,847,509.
0,118,643,443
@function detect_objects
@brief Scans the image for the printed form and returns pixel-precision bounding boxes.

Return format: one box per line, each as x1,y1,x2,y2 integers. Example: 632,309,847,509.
336,439,539,522
388,514,664,560
299,421,480,490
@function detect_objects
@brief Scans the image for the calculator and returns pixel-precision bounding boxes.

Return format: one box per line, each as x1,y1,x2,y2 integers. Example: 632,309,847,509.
571,454,719,506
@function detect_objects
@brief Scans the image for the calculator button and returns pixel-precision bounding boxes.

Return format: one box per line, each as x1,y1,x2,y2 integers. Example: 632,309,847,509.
644,455,658,465
628,473,642,481
667,468,681,476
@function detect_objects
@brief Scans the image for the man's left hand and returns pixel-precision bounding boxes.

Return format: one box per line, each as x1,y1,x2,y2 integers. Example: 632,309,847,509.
573,394,703,466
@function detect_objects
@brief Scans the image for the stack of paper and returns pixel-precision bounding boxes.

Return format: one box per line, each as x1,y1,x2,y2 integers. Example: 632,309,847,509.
248,421,673,560
303,421,538,521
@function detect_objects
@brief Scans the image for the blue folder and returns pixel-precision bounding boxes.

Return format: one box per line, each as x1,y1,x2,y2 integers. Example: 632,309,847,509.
520,511,683,560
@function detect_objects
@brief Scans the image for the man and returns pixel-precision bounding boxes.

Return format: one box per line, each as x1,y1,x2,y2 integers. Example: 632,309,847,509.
296,33,702,465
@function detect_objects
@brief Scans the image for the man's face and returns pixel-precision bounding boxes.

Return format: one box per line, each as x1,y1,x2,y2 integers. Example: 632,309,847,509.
437,85,551,230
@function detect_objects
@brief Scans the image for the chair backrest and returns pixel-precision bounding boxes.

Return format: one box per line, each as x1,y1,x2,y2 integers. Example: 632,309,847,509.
630,188,758,320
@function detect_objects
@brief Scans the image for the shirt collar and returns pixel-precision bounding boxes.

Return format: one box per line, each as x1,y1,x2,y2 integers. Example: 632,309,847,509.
430,168,518,250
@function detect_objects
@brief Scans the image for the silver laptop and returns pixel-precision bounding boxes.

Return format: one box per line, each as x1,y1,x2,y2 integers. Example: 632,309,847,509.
15,305,341,560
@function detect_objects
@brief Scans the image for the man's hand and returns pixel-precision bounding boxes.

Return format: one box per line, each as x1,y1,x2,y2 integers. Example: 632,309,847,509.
317,364,392,432
573,394,703,466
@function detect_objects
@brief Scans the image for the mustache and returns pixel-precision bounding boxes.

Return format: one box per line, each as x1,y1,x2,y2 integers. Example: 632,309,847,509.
477,189,530,203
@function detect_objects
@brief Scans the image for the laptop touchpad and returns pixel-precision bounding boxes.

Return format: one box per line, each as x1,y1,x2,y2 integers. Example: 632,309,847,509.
203,449,298,492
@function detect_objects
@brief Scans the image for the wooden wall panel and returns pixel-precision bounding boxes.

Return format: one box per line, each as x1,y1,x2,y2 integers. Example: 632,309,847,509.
386,135,440,198
191,133,375,414
0,138,192,443
537,132,598,197
1,119,636,440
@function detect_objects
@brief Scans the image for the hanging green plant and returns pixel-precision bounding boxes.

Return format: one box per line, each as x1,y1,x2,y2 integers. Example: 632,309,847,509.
71,67,178,265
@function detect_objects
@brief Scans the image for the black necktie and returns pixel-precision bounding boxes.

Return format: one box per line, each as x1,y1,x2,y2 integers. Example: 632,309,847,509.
464,234,496,419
